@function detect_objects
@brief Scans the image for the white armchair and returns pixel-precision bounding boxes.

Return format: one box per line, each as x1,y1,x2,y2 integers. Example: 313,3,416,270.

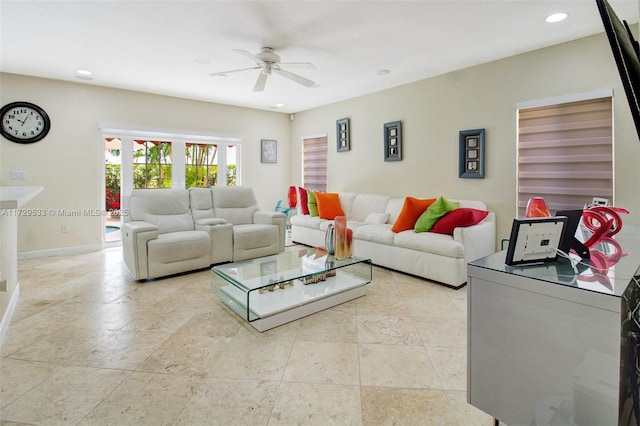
122,188,230,280
122,186,286,281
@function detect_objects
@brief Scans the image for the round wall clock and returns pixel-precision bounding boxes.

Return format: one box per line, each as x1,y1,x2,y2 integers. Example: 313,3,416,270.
0,101,51,144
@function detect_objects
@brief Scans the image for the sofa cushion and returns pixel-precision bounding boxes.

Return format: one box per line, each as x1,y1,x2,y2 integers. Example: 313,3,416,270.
307,189,319,217
147,230,211,263
364,212,390,224
189,187,215,222
391,197,437,233
130,189,195,234
291,214,323,229
430,208,489,235
211,186,259,225
415,196,460,233
353,224,395,245
350,194,391,222
315,192,345,219
394,231,464,258
298,187,309,215
233,224,279,250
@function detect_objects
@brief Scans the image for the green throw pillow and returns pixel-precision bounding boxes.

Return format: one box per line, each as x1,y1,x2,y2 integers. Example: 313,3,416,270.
414,196,459,233
307,189,319,217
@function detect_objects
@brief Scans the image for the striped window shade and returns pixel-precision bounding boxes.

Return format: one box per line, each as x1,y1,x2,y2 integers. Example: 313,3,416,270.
517,97,613,217
303,136,328,192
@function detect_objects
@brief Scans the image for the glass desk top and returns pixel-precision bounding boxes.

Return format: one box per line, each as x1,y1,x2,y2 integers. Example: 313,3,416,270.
469,225,640,298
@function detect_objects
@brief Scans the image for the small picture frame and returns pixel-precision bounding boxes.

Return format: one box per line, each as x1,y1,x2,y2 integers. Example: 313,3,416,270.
459,129,485,178
336,118,350,152
384,121,402,162
505,217,567,265
261,139,277,163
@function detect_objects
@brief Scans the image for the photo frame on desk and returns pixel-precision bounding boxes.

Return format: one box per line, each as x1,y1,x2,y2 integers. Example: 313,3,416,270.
459,129,485,178
505,216,567,265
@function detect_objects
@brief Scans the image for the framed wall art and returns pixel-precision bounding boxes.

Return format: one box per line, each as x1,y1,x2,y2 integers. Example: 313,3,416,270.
384,121,402,162
336,117,350,152
261,139,277,163
459,128,485,178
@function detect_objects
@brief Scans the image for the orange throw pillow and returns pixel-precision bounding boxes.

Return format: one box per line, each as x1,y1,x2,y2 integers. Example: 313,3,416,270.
391,196,437,233
314,191,345,219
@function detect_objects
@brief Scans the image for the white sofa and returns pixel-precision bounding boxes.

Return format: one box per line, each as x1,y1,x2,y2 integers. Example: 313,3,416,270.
290,192,495,288
122,186,286,280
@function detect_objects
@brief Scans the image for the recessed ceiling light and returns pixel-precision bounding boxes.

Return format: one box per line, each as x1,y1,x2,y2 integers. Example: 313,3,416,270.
377,69,391,76
545,12,568,23
76,69,92,76
275,103,284,108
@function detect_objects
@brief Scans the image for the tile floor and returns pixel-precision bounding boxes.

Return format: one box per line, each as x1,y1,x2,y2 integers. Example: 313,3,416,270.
1,245,493,425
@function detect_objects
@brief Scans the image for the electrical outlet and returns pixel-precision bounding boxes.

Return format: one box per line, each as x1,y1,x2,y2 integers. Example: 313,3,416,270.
10,170,27,180
0,280,7,292
61,224,69,233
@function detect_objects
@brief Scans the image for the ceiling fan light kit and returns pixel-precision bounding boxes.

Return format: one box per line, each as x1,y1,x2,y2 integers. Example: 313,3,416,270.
210,47,316,92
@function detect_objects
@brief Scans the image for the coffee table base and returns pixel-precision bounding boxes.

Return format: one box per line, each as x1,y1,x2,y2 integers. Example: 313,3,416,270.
220,285,367,332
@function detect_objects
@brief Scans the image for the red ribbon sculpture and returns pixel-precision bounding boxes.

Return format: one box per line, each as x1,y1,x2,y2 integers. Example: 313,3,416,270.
576,206,629,290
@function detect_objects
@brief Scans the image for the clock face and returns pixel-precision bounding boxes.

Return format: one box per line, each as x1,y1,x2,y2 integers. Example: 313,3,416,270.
0,102,51,144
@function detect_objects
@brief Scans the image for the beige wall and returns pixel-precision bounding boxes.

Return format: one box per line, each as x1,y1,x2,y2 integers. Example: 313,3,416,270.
290,30,640,243
0,74,291,253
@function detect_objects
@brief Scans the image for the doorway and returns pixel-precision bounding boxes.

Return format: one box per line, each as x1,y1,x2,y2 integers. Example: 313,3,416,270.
105,137,121,244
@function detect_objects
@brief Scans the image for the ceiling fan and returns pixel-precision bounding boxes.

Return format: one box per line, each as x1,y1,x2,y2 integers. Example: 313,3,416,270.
210,47,316,92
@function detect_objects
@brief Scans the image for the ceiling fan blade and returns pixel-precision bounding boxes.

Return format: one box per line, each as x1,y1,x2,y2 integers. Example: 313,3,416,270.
209,66,260,76
272,68,315,88
253,72,269,92
279,62,316,69
234,49,267,67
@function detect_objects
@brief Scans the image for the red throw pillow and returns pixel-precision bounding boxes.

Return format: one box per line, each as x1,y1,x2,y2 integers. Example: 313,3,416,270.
391,197,437,233
298,187,309,215
429,208,489,235
315,191,345,219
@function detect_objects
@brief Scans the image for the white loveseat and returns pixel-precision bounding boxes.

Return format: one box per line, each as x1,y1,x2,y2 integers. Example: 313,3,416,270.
290,192,495,288
122,186,285,280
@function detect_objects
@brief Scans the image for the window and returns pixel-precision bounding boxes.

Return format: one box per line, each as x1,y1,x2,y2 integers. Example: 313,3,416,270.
186,143,217,187
133,140,172,188
100,125,242,201
303,136,328,192
517,96,613,216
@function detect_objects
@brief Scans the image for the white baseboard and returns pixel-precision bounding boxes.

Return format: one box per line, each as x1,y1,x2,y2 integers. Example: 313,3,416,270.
18,244,103,260
0,282,19,349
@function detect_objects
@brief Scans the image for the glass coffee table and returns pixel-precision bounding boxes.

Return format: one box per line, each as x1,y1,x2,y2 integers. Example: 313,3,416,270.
211,247,372,332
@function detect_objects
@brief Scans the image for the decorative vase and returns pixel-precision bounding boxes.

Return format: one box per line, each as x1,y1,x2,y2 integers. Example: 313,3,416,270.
287,186,297,208
525,197,550,218
346,228,353,258
334,216,347,260
324,224,335,255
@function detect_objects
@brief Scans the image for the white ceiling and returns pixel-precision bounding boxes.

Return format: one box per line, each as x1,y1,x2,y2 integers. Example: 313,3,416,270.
1,0,638,114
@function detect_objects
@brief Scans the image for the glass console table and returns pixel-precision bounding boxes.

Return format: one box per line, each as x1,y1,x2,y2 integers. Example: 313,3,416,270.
211,248,372,332
467,226,640,425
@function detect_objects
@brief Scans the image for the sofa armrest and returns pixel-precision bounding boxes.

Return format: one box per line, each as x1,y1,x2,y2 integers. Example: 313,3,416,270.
195,218,227,226
122,221,159,280
254,211,287,251
195,220,234,264
453,212,496,264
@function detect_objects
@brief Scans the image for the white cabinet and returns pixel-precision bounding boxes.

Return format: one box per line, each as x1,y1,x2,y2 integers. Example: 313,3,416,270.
467,227,640,425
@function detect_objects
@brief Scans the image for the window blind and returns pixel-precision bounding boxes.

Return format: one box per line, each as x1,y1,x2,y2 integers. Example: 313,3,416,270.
303,136,328,192
517,97,613,216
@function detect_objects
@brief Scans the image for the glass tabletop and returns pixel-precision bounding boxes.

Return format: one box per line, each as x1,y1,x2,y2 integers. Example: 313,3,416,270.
212,247,370,292
470,225,640,298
